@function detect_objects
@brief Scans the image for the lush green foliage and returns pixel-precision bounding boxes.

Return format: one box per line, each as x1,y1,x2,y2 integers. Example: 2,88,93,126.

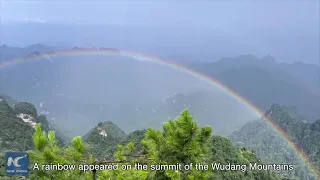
210,136,281,180
141,109,213,180
0,100,35,177
0,99,64,178
28,124,93,180
0,96,310,180
14,102,38,117
120,130,147,155
97,142,149,180
88,110,282,180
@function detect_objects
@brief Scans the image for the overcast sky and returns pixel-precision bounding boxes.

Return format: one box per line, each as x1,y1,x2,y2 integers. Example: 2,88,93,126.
2,0,319,29
1,0,319,64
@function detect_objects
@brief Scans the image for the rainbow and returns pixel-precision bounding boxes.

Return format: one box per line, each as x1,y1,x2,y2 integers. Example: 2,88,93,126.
0,48,319,178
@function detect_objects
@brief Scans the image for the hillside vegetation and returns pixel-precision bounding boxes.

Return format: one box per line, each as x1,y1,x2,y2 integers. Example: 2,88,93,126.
0,98,63,178
27,110,283,179
0,96,285,179
230,104,320,180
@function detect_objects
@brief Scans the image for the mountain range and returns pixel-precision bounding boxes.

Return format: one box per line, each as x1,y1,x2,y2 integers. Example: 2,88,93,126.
0,44,319,138
192,55,320,120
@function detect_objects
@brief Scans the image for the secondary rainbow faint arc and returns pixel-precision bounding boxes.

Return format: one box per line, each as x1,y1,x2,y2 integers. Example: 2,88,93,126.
0,48,319,178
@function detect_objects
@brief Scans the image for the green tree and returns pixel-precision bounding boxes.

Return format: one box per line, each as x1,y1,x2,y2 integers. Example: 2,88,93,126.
28,124,92,180
1,109,289,180
142,109,213,180
14,102,38,117
98,109,282,180
98,142,149,180
99,109,213,180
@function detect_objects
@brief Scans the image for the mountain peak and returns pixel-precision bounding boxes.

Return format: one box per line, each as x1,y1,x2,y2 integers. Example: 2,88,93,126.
26,51,42,57
0,44,9,48
84,121,126,140
83,121,127,159
72,47,81,50
261,55,277,64
95,121,115,137
25,43,46,49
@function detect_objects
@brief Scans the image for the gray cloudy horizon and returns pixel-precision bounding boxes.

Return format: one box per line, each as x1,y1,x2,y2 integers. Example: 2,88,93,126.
1,0,319,64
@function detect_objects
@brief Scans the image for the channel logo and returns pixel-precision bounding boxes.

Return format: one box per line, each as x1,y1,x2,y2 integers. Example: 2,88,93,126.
5,152,29,176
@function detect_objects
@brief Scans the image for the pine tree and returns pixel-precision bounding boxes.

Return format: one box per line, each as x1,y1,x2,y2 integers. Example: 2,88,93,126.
99,109,213,180
24,110,284,180
28,124,93,180
98,142,149,180
142,109,213,180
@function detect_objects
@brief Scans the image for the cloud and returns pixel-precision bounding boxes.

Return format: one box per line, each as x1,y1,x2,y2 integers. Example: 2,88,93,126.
22,17,47,23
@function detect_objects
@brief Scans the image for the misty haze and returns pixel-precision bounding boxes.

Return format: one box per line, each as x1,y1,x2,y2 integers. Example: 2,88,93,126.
0,1,319,180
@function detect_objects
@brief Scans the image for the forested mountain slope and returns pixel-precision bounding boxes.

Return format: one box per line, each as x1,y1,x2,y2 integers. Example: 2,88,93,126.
26,110,283,179
83,121,127,159
230,104,320,180
0,96,63,177
0,95,285,179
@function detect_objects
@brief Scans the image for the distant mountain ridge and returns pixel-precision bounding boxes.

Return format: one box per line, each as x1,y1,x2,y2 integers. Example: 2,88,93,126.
0,44,56,62
1,44,319,138
190,55,320,121
192,54,320,92
0,44,120,63
216,66,320,120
